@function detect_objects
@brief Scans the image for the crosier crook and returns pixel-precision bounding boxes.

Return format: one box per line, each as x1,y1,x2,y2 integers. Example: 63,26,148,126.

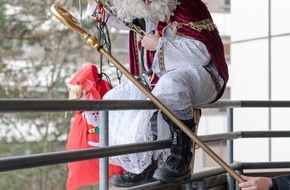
50,4,245,183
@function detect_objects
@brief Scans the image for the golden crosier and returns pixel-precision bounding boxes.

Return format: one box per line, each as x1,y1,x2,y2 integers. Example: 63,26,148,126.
50,5,103,51
50,4,245,183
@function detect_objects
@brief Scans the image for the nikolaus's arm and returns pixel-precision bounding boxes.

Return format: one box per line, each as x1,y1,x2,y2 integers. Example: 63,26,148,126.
151,34,211,73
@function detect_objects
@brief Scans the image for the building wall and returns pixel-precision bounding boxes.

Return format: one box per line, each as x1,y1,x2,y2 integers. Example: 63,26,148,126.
231,0,290,162
195,0,290,170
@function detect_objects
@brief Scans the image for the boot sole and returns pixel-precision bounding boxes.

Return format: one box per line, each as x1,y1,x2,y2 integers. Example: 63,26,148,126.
153,171,191,183
110,178,157,187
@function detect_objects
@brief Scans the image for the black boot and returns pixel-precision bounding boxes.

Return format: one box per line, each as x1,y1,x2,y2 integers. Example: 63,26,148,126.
153,114,195,183
110,159,158,187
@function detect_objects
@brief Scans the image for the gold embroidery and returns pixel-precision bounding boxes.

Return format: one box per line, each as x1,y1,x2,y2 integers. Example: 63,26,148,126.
170,19,217,34
170,21,183,35
132,32,140,67
158,44,165,71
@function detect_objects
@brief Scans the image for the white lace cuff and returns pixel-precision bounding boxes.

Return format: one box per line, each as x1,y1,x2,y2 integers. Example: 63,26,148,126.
86,1,97,17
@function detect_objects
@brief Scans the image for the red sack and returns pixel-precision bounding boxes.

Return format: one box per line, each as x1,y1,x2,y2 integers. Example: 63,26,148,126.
66,64,124,190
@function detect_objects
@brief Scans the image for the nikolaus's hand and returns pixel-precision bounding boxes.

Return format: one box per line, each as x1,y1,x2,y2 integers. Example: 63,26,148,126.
141,30,160,51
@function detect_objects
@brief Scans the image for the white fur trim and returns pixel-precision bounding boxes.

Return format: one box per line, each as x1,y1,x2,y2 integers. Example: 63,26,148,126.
88,141,100,147
86,1,97,16
110,0,179,22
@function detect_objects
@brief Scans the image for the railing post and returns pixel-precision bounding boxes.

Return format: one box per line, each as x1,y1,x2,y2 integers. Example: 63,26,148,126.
227,108,234,190
196,180,206,190
183,182,193,190
99,111,109,190
235,170,243,190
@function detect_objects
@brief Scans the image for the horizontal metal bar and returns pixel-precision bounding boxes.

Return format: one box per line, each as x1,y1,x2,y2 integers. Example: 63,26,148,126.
0,134,240,172
199,132,241,142
240,101,290,108
1,131,290,172
0,99,157,112
202,100,243,108
198,131,290,143
241,162,290,170
1,99,290,112
128,162,290,189
240,131,290,138
204,100,290,108
128,163,243,190
0,140,170,172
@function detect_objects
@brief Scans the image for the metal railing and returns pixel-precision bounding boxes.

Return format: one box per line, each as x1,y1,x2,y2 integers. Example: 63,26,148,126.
1,99,290,189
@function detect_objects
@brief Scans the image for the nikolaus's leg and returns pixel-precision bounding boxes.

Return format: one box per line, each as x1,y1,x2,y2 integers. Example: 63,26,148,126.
151,68,210,182
109,111,159,187
153,112,196,182
190,109,201,173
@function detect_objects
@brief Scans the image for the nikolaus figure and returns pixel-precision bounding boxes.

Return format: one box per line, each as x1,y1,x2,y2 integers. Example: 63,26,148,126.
86,0,228,187
66,64,123,190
